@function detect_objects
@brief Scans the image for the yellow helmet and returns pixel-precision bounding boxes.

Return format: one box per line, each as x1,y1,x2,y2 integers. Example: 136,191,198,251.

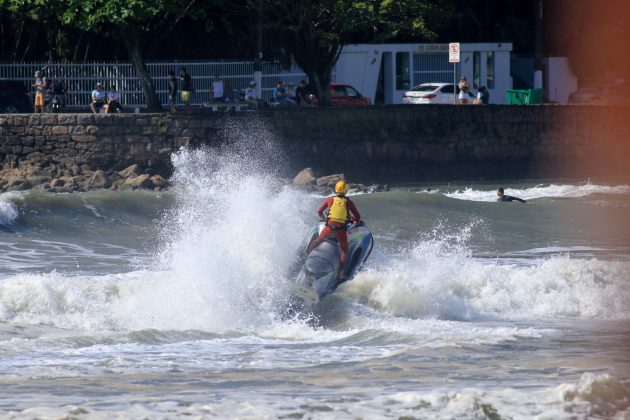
335,180,348,195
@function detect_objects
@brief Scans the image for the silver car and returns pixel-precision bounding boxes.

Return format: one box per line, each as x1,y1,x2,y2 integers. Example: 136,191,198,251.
403,83,476,104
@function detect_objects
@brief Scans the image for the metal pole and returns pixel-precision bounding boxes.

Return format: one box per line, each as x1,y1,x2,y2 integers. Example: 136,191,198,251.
454,62,456,104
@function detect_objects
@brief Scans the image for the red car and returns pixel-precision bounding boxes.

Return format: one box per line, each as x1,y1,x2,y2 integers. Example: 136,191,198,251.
309,83,372,107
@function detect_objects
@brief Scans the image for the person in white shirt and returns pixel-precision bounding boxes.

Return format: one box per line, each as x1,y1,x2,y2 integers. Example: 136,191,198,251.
90,83,106,114
211,74,224,102
105,85,122,113
245,80,259,109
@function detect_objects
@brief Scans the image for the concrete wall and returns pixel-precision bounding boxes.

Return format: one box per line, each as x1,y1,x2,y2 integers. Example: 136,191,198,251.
1,105,629,186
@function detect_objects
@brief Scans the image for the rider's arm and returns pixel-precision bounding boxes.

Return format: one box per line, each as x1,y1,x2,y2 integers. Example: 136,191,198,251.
316,198,331,220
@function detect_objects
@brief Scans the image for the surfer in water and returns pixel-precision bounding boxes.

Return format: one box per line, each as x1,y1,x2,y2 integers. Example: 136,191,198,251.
497,187,526,203
304,180,362,280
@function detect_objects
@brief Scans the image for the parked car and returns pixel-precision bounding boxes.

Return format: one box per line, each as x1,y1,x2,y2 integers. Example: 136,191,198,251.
568,84,630,105
309,83,372,106
0,79,33,113
402,83,476,104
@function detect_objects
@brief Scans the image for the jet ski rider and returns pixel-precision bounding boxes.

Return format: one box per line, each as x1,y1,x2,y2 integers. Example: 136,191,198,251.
305,180,362,280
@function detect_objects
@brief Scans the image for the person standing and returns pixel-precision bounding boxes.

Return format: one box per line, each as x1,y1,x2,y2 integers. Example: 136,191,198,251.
304,180,362,281
167,69,178,113
33,71,47,113
180,67,193,113
479,86,490,105
458,75,469,104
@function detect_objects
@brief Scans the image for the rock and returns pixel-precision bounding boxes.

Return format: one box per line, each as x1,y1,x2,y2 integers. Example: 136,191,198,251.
150,175,168,188
50,178,65,188
123,174,154,189
56,175,75,188
25,175,50,186
88,170,112,189
316,174,344,188
292,168,317,185
118,164,140,178
7,176,29,187
7,176,31,191
117,183,134,192
73,176,88,191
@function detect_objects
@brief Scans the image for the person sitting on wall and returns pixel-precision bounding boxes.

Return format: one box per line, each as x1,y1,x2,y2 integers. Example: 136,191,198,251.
90,82,106,114
245,80,259,109
497,187,526,203
286,82,298,106
105,85,122,113
458,76,470,104
296,80,314,107
211,74,225,103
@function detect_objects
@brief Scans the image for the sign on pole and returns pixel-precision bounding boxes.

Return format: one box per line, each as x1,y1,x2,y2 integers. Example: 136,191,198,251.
449,43,460,104
448,43,460,63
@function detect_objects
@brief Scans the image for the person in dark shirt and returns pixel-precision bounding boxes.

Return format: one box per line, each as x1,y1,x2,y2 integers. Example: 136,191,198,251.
479,86,490,104
497,187,526,203
167,70,178,113
179,67,193,113
296,80,314,107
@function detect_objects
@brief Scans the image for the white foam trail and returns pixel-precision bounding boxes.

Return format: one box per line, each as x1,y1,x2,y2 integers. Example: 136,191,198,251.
0,192,21,225
444,183,630,202
343,222,630,321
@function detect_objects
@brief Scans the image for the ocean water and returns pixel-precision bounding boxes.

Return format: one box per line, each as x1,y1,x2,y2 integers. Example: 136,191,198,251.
1,144,630,418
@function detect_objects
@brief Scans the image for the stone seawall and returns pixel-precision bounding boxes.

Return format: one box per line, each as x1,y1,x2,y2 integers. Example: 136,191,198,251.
0,106,629,192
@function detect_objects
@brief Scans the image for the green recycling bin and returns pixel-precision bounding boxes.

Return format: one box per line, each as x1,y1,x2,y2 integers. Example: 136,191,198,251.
506,88,543,105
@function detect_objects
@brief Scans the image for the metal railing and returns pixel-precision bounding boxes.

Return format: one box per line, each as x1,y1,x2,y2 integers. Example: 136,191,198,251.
0,60,307,108
412,53,454,87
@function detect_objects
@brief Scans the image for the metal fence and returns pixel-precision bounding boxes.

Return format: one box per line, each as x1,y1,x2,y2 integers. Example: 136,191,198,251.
412,53,454,86
0,60,307,108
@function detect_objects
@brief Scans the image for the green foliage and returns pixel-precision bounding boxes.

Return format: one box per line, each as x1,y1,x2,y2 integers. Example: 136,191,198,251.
3,0,203,32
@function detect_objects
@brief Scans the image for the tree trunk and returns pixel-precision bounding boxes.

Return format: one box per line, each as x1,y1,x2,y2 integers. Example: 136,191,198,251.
123,28,162,112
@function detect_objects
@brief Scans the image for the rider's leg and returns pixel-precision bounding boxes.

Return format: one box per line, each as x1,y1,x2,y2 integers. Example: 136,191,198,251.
337,230,349,279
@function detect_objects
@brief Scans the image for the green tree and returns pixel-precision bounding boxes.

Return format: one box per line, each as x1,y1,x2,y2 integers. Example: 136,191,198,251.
3,0,202,111
261,0,443,105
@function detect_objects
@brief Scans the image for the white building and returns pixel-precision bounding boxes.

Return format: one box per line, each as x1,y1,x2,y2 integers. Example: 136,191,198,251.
334,43,513,104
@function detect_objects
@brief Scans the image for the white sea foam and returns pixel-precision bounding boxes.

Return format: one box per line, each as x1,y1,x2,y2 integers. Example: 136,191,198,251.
4,372,628,418
0,141,316,332
0,192,20,225
444,183,630,202
343,222,630,321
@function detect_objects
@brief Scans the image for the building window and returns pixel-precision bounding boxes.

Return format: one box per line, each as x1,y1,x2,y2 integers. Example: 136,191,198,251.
396,52,410,90
473,52,480,89
487,51,495,89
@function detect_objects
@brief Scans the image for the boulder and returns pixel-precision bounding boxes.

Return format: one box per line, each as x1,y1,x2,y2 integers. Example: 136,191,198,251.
50,178,65,188
7,176,27,186
292,168,317,185
315,173,344,188
88,170,112,189
149,175,168,188
7,176,31,191
25,175,50,186
118,164,140,179
123,174,154,189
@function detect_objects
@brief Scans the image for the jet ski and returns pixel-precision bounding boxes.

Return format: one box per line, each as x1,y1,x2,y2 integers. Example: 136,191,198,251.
291,221,374,307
